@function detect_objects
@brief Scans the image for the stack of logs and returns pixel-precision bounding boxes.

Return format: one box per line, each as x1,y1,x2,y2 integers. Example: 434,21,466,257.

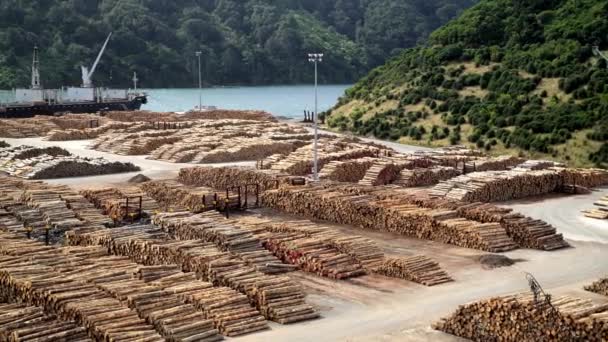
261,185,518,253
336,185,569,251
374,256,453,286
178,166,301,191
66,224,320,325
583,195,608,220
318,157,376,182
431,168,608,202
434,293,608,341
393,166,461,187
80,187,160,219
585,277,608,296
0,303,92,341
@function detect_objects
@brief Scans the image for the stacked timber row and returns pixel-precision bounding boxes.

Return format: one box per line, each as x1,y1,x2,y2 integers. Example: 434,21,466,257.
140,179,237,212
66,225,320,324
0,235,165,341
583,195,608,220
318,157,377,182
261,185,517,252
374,256,453,286
338,185,568,250
81,186,160,218
0,114,107,139
359,160,406,186
178,166,301,191
152,211,287,274
464,155,524,173
236,216,385,270
0,177,110,241
393,166,461,187
434,293,608,341
0,231,264,339
0,145,139,179
266,138,385,176
585,277,608,296
0,303,92,341
431,168,608,202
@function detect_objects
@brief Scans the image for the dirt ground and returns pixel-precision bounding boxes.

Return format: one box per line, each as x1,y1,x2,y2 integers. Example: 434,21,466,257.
3,136,608,341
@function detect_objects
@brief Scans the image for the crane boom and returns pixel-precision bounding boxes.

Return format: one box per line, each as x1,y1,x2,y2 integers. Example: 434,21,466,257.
592,46,608,66
81,32,113,87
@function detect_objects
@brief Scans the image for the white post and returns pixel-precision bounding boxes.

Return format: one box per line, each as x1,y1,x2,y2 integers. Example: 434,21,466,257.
313,59,319,181
196,51,202,112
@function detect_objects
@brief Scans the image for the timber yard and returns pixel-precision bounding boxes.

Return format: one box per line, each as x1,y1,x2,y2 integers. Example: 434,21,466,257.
0,110,608,342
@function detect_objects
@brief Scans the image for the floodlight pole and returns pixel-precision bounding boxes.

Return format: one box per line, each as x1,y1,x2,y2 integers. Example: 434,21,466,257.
308,53,323,181
196,51,202,112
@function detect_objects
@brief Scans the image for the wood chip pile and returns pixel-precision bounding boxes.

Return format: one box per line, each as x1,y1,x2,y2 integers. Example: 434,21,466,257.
374,256,453,286
393,166,461,187
80,187,160,219
434,293,608,341
335,185,569,251
585,277,608,296
0,145,139,179
583,195,608,220
179,166,298,191
262,185,518,252
66,225,320,324
0,303,92,341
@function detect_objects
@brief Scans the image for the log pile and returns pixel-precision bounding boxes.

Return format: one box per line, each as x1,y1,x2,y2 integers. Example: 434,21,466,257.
140,179,220,212
152,211,287,274
358,160,406,186
0,303,92,341
66,225,320,324
318,157,377,182
337,185,569,251
431,168,608,202
0,145,140,179
434,293,608,341
179,166,299,191
263,233,366,279
0,141,9,148
583,195,608,220
0,114,107,138
464,155,525,172
393,166,461,187
430,170,564,202
236,216,385,270
182,109,277,122
0,236,164,341
374,256,453,286
80,187,160,219
262,185,518,252
585,277,608,296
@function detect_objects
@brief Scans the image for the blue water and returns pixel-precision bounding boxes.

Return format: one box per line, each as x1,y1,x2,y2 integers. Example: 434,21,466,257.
142,85,351,118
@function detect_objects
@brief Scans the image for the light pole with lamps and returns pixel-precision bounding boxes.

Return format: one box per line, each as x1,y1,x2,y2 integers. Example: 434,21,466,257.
195,51,202,112
308,53,323,181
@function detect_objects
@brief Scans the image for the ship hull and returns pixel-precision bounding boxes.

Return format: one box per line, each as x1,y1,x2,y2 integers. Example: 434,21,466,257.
0,96,147,119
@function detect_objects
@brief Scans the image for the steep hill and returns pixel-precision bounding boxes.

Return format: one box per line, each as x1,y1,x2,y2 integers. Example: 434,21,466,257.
327,0,608,168
0,0,473,88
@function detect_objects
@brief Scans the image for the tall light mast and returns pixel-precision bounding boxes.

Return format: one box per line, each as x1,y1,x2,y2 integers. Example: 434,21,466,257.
31,46,41,89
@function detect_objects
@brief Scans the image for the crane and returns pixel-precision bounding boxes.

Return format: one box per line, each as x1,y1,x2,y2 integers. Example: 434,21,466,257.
81,32,112,87
592,46,608,69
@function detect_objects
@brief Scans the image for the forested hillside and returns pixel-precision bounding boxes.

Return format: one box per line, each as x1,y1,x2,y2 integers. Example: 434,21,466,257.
327,0,608,167
0,0,473,88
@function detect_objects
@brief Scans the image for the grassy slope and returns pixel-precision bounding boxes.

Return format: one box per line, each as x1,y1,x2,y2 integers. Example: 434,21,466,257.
327,0,608,168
